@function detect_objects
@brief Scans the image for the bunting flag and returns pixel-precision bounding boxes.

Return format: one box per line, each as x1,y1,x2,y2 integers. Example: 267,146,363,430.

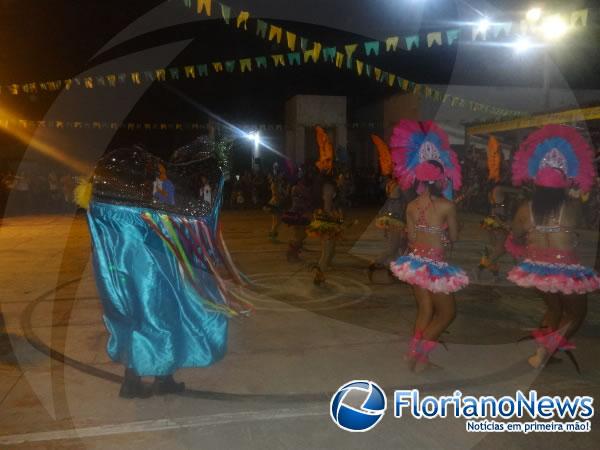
269,25,283,43
446,29,460,45
286,31,297,51
220,3,231,24
323,47,336,63
385,36,399,52
364,41,380,56
197,0,211,16
224,60,236,72
256,19,268,38
255,56,267,69
571,9,588,27
427,32,442,48
335,52,344,68
356,59,364,76
271,54,285,67
184,66,195,78
300,37,309,51
405,35,419,51
236,11,249,29
287,52,301,66
239,58,252,72
197,64,209,76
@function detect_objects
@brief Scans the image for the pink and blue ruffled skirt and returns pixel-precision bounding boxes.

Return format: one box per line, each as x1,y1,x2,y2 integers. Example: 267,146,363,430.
508,260,600,295
390,246,469,294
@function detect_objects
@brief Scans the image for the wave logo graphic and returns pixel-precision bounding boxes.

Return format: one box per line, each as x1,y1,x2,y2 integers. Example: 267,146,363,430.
330,380,387,432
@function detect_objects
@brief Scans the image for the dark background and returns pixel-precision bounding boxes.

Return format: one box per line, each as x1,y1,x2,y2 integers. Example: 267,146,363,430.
0,0,599,160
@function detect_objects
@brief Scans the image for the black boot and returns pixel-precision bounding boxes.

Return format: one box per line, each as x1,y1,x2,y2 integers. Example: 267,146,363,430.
153,375,186,395
119,368,153,399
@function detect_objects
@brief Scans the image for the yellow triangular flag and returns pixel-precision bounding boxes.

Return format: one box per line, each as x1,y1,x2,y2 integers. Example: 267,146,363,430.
374,67,382,81
388,74,396,87
197,0,211,16
356,60,364,76
269,25,283,44
344,44,358,58
237,11,250,29
385,36,399,52
184,66,195,78
212,62,224,72
286,31,297,51
335,52,344,68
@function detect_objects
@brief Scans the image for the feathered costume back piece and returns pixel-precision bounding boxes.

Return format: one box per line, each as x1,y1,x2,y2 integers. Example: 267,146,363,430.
315,126,334,174
487,136,501,183
371,134,393,177
512,125,596,193
390,120,462,199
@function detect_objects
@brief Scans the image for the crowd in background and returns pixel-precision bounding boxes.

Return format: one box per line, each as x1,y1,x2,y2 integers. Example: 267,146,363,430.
2,148,600,230
0,170,80,216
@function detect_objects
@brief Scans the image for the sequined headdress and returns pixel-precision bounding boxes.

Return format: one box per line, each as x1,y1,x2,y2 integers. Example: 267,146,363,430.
390,120,462,200
512,125,596,192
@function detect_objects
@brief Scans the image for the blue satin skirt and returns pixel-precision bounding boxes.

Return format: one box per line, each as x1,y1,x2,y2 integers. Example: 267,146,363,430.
87,201,228,376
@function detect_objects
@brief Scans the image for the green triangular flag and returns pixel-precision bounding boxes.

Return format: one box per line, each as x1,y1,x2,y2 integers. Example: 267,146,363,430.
221,4,231,24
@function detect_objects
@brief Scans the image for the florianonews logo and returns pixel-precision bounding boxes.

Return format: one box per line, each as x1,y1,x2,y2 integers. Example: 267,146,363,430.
330,380,387,432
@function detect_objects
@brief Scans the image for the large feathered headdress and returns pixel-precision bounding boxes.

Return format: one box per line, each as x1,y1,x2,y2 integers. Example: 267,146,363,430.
390,120,462,199
370,134,392,177
512,125,596,193
315,126,334,174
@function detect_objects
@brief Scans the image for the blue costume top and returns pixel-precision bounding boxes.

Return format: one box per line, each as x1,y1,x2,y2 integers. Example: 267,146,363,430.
153,178,176,205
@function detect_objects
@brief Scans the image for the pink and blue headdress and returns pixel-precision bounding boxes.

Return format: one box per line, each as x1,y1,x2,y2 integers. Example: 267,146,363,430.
390,120,462,200
512,125,596,192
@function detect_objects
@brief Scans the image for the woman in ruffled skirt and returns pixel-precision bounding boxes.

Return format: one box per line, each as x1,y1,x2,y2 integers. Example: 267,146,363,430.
507,125,600,370
388,121,468,372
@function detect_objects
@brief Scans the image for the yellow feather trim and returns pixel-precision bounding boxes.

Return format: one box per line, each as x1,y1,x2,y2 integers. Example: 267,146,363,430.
74,177,93,209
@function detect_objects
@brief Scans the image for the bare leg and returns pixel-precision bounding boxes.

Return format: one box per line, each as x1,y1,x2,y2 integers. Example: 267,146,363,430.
529,293,563,368
558,294,588,339
287,226,306,262
413,286,434,335
489,230,508,270
540,293,562,330
314,238,333,285
422,292,456,342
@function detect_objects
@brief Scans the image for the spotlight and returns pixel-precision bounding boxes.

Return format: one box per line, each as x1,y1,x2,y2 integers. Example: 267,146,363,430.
526,7,542,23
512,36,533,54
477,18,491,34
246,131,261,146
541,15,568,41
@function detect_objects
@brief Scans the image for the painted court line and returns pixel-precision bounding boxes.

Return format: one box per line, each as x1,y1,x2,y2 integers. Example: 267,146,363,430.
0,406,326,445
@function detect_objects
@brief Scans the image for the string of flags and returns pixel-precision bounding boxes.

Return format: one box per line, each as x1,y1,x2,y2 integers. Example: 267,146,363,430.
0,118,401,132
0,45,523,118
187,1,589,53
4,0,584,118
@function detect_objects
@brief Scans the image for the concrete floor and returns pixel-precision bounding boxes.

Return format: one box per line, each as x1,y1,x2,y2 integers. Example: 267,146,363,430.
0,209,599,449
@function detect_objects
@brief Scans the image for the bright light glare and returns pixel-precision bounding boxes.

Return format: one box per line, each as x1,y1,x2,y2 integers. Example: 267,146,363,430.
512,36,533,54
477,18,491,33
541,15,568,41
247,131,261,146
526,7,542,23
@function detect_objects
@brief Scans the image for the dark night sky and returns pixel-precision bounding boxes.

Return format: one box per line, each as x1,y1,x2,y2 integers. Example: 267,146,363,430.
0,0,599,158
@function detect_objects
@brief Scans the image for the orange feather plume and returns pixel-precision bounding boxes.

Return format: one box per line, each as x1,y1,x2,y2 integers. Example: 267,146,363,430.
371,134,392,176
315,126,334,173
487,136,501,182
